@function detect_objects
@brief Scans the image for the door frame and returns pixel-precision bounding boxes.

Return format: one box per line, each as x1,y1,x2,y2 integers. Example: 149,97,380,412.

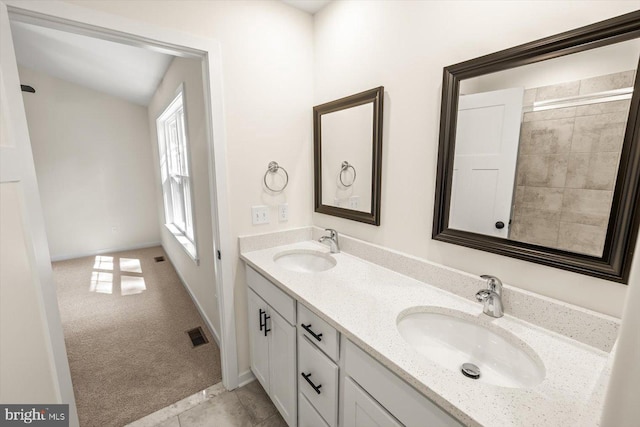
3,0,239,409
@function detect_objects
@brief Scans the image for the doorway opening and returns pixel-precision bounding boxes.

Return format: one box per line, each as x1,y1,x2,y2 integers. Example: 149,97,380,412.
4,3,237,426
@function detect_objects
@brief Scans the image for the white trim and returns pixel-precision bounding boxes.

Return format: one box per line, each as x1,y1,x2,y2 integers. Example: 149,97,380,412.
164,245,221,347
50,241,162,262
156,83,200,262
176,83,200,256
200,29,240,390
4,0,239,398
238,369,257,388
164,223,199,264
157,84,186,121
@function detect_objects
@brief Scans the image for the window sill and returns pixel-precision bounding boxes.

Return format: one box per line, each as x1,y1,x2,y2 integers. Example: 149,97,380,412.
164,223,199,265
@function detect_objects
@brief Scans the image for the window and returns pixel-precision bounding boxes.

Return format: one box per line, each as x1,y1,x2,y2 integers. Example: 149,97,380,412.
156,86,197,261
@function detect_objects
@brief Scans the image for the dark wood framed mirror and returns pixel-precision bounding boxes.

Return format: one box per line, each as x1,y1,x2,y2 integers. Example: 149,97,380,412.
314,87,384,225
433,11,640,283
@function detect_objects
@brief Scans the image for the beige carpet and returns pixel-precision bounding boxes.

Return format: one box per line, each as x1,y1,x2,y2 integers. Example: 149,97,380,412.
53,246,222,427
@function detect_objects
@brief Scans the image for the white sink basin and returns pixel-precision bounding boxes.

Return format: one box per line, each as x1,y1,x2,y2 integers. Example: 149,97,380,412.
274,250,336,273
397,309,545,388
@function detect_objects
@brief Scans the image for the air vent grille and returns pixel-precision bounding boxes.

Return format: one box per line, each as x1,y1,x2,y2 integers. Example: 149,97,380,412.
186,327,209,347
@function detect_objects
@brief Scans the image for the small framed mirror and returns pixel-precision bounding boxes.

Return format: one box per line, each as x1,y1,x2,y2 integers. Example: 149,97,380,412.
433,11,640,282
314,87,384,225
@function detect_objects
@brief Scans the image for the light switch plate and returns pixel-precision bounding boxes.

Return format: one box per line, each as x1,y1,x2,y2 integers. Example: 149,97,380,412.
251,205,269,225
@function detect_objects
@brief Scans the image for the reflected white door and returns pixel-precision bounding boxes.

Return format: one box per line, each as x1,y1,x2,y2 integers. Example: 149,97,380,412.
0,3,77,424
449,87,524,238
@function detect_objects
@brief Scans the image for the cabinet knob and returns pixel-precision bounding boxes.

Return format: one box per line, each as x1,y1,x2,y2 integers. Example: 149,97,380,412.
495,221,505,229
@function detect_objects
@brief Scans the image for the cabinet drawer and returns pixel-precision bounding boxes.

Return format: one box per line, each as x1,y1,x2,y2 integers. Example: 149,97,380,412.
299,392,329,427
246,266,295,324
298,303,339,362
298,335,339,427
345,339,462,427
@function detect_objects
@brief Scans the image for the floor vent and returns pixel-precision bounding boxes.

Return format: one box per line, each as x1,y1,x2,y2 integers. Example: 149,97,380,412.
187,327,209,347
154,256,165,263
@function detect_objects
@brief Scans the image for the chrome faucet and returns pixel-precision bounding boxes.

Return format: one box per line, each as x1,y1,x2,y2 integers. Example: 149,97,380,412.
475,275,504,318
319,229,340,253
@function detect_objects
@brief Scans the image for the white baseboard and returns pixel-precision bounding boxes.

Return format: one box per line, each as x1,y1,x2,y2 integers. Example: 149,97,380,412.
238,369,256,388
162,246,221,348
50,241,162,262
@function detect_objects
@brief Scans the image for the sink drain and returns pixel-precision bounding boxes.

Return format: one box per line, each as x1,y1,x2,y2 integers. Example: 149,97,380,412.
461,363,481,379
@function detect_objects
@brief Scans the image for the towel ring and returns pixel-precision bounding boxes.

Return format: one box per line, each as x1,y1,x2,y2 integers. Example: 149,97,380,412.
339,161,356,187
264,161,289,193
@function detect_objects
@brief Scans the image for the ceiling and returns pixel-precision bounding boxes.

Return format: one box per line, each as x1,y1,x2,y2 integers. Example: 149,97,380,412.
10,21,175,106
282,0,331,15
10,3,327,106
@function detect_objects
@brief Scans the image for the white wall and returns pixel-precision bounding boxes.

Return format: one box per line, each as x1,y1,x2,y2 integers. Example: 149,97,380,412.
61,0,315,376
19,66,160,260
147,56,221,336
313,1,638,318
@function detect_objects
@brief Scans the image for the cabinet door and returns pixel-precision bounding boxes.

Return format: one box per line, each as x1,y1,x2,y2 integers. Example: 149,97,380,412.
299,393,329,427
268,308,297,427
248,289,270,392
343,378,402,427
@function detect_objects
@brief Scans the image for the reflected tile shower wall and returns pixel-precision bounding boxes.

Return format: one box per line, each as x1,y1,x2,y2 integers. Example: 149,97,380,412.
510,70,635,256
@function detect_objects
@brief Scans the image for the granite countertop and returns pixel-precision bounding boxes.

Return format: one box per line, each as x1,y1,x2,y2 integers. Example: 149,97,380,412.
240,240,611,427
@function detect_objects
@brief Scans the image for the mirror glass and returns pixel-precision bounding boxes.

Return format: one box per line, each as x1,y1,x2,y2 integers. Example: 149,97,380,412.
321,103,373,212
449,37,639,258
314,87,384,225
433,11,640,282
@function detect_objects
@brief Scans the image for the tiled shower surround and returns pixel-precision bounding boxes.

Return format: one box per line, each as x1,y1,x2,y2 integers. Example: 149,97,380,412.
510,70,635,256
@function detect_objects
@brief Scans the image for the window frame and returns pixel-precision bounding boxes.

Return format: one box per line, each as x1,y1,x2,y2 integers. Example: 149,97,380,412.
156,83,198,263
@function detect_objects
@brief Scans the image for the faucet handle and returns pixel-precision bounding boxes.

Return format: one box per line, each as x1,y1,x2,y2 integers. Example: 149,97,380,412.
480,274,502,295
475,289,491,302
325,228,338,238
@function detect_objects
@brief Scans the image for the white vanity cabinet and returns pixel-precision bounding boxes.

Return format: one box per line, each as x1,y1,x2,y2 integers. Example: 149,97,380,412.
246,267,297,427
343,339,463,427
245,265,462,427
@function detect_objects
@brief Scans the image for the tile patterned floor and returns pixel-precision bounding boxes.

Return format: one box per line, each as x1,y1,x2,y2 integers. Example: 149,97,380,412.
126,380,286,427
